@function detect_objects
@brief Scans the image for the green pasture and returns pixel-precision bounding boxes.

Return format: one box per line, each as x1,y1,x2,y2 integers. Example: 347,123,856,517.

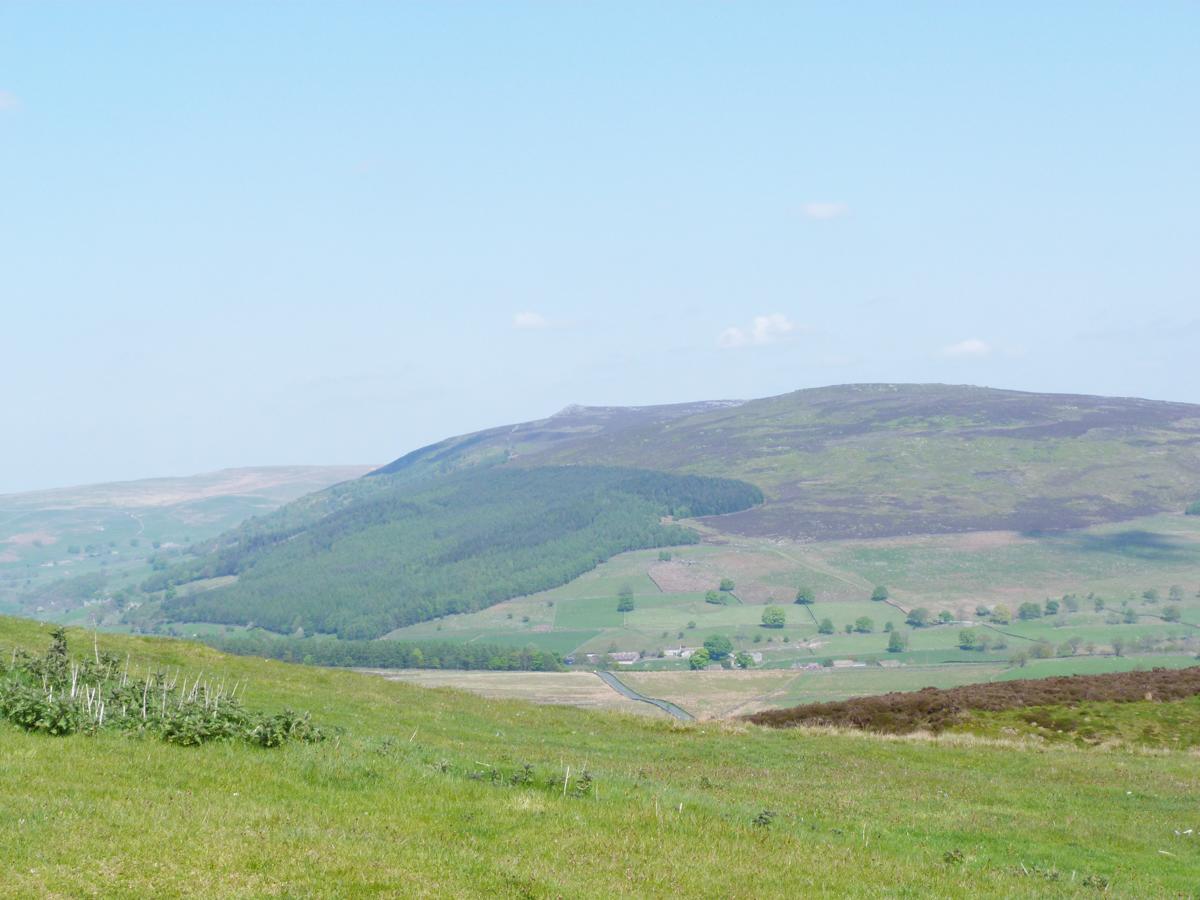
2,616,1200,897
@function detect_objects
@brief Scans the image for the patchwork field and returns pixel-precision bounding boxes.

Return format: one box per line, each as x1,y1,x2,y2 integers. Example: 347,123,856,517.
360,669,665,717
385,512,1200,713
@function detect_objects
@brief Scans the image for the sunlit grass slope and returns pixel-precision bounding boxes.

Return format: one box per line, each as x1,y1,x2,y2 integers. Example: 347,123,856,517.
2,616,1198,898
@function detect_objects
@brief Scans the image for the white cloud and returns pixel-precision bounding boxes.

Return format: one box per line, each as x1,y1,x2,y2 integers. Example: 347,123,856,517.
718,313,801,349
803,202,849,220
0,90,19,112
513,311,549,330
941,338,992,358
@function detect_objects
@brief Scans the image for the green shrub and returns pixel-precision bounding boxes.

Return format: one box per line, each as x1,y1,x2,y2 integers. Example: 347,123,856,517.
760,606,786,628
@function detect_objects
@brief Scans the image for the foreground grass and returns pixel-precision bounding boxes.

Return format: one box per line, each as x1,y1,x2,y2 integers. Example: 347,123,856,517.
957,695,1200,750
2,616,1198,897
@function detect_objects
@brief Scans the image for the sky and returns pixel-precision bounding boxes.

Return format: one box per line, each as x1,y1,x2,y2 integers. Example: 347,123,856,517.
2,3,1198,493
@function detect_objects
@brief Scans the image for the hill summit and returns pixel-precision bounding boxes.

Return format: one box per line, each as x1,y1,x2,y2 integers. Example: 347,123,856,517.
374,383,1200,539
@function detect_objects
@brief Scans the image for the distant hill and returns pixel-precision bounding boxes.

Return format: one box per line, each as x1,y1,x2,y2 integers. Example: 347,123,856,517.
375,383,1200,539
0,465,374,616
149,383,1200,638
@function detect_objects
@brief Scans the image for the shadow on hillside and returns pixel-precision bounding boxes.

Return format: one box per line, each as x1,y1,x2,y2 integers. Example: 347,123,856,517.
1057,529,1197,561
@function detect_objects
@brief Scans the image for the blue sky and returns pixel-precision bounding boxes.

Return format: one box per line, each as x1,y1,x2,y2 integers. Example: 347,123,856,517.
2,3,1198,492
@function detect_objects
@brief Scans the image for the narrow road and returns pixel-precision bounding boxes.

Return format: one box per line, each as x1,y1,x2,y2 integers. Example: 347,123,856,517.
594,670,695,721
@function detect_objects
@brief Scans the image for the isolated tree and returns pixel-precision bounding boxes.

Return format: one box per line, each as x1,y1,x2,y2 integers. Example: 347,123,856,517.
1123,608,1138,624
887,630,906,653
1093,596,1106,612
1063,594,1080,612
761,606,786,629
937,610,954,624
617,595,634,613
719,578,735,592
1163,605,1182,622
1011,650,1030,668
703,634,733,660
906,608,931,628
1110,637,1125,657
1044,599,1060,615
1143,588,1160,602
1032,641,1054,659
817,618,834,635
689,648,711,670
975,605,991,618
795,586,815,605
704,590,725,605
853,616,874,634
871,585,889,602
1018,602,1042,620
618,585,633,603
734,651,754,669
883,621,894,632
991,604,1011,625
658,550,672,561
958,629,978,650
1168,585,1184,602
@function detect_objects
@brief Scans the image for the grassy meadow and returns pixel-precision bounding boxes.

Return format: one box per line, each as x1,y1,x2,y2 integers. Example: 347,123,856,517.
2,616,1199,897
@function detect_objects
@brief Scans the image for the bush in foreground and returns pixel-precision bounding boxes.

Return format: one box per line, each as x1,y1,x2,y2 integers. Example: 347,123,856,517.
0,628,323,747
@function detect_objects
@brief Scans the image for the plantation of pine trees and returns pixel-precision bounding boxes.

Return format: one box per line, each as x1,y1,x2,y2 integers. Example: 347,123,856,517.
160,466,761,640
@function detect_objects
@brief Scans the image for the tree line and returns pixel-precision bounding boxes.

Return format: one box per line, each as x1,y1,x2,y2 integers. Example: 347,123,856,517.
205,633,566,672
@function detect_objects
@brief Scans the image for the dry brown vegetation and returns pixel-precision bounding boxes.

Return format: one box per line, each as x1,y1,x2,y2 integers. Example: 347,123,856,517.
747,667,1200,734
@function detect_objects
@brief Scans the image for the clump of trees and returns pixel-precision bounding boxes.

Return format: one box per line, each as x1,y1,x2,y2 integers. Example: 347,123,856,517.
617,586,634,613
761,606,786,628
905,608,931,628
1018,602,1042,620
703,635,733,661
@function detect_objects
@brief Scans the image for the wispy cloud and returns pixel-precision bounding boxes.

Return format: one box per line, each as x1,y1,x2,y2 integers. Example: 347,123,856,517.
941,338,992,359
803,202,849,220
513,311,549,330
719,313,802,349
0,90,19,112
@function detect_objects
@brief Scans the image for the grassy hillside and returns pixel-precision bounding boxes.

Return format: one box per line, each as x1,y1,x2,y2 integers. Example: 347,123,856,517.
1,616,1198,897
375,383,1200,539
0,466,372,620
382,512,1200,696
161,467,761,639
